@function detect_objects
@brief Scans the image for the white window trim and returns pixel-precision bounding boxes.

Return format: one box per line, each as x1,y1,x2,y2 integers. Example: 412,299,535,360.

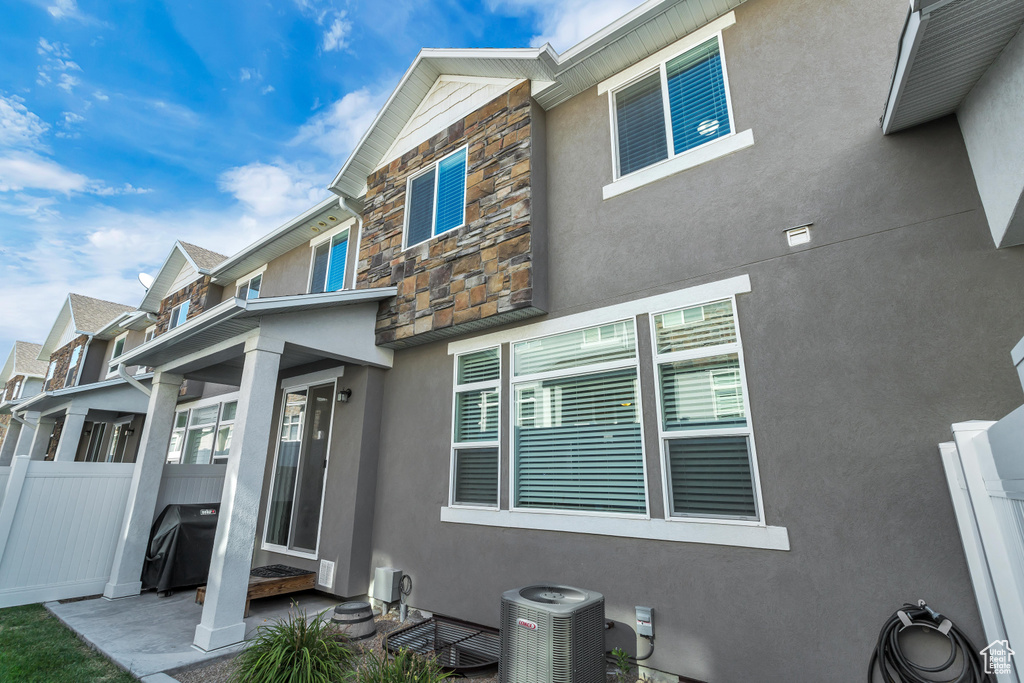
234,265,268,299
599,15,752,199
307,220,353,248
169,301,189,330
307,228,351,294
401,144,469,252
648,295,766,525
106,332,130,378
261,378,338,562
439,507,790,551
450,347,501,511
166,392,240,465
509,318,651,519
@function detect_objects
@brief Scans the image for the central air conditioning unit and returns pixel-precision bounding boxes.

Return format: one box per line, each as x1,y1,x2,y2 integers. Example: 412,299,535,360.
499,584,605,683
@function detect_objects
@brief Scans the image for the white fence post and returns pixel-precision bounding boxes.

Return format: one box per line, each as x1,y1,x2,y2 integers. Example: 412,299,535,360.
0,455,30,569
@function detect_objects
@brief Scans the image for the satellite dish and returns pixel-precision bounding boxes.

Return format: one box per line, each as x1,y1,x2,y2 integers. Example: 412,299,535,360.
138,273,155,290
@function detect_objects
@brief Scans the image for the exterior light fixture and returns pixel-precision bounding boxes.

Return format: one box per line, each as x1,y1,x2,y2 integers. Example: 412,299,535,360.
337,388,353,403
318,221,327,227
328,215,337,221
124,426,135,437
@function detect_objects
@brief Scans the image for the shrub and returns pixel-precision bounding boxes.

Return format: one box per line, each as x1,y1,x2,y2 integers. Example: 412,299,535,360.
230,606,356,683
351,648,450,683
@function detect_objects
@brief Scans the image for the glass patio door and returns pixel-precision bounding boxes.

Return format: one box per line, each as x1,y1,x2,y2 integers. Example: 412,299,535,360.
264,382,335,556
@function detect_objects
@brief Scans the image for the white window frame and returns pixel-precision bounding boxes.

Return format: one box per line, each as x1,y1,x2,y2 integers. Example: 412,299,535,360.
169,301,189,330
449,346,502,511
261,377,339,561
307,226,350,294
64,345,82,387
402,144,469,252
212,400,237,465
597,12,754,200
165,392,240,465
509,317,651,521
235,265,267,300
648,295,766,526
144,325,156,343
106,332,129,378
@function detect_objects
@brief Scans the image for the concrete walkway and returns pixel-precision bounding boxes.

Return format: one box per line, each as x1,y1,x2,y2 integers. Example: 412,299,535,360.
46,590,339,678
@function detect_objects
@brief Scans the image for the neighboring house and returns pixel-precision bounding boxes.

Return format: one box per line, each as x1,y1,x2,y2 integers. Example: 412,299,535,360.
0,342,49,463
2,0,1023,681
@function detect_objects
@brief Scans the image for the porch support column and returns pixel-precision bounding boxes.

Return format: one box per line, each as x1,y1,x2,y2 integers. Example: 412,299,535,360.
53,406,89,462
0,420,22,466
27,415,56,460
11,411,39,458
194,336,283,651
103,371,183,599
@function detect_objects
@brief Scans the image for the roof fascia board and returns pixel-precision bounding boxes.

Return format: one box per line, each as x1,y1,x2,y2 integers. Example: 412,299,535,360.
0,347,15,384
556,0,687,66
210,196,342,284
139,246,189,312
881,6,928,135
38,296,74,361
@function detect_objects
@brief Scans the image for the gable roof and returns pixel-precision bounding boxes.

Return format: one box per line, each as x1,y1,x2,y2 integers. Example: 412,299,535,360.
1,341,48,383
139,240,229,313
329,0,747,198
37,294,136,360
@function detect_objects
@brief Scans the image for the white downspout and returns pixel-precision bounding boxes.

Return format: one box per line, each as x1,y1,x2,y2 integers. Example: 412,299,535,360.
338,196,363,290
118,363,152,397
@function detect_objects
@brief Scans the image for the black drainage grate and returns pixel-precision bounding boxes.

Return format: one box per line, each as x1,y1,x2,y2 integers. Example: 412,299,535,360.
385,616,500,674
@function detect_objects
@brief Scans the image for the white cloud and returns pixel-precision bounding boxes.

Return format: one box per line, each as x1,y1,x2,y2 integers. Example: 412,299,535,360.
0,153,89,193
261,85,276,95
217,161,329,218
0,95,50,148
57,73,80,93
92,90,109,101
88,182,152,196
291,88,386,155
322,14,351,52
47,0,78,19
239,67,261,82
488,0,646,51
37,37,71,58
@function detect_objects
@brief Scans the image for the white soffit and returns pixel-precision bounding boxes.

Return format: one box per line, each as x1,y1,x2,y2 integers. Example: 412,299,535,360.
329,0,749,199
882,0,1024,134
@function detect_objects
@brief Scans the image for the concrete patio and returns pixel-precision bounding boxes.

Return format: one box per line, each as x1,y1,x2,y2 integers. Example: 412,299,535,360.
46,589,338,679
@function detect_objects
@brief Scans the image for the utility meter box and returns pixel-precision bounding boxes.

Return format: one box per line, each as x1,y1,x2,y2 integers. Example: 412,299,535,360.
635,606,654,638
372,567,403,603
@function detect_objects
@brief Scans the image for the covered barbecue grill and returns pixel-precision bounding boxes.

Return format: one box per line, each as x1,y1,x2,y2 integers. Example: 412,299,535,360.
142,503,220,594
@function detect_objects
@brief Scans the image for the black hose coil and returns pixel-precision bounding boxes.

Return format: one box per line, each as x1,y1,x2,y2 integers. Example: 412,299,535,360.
868,602,991,683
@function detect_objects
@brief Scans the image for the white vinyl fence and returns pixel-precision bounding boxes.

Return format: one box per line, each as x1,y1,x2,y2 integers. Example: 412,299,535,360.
940,411,1024,683
0,459,227,608
153,463,227,521
0,456,134,608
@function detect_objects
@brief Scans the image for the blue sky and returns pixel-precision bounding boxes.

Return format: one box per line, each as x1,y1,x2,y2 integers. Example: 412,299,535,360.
0,0,643,358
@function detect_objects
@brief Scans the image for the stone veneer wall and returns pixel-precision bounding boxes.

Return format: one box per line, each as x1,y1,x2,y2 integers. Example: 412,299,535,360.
155,275,217,336
0,414,9,448
3,375,24,402
47,335,89,391
357,81,546,348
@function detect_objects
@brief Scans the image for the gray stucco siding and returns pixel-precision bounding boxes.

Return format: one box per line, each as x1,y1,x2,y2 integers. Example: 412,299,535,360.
359,0,1024,679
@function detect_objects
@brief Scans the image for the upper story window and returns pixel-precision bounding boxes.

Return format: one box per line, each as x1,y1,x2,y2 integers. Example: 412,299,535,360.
612,36,733,177
405,146,468,249
236,273,262,300
309,229,348,294
169,300,189,330
145,326,156,343
111,334,127,360
44,360,56,390
64,345,82,387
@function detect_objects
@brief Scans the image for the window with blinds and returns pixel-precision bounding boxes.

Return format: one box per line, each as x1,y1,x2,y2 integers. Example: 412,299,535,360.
405,146,468,248
512,321,646,515
651,298,759,520
612,36,733,178
310,231,348,294
451,348,500,508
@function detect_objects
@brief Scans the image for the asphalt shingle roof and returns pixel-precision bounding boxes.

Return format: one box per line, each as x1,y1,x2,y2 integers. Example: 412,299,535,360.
14,341,48,376
179,241,228,270
68,294,136,335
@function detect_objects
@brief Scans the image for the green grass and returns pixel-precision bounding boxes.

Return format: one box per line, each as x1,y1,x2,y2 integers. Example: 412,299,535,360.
0,604,137,683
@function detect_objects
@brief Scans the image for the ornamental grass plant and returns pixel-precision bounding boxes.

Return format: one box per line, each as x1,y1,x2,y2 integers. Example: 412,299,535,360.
229,605,356,683
350,648,451,683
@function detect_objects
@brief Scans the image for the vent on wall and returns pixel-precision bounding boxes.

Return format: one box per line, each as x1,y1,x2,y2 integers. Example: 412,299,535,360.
786,225,811,246
318,559,335,590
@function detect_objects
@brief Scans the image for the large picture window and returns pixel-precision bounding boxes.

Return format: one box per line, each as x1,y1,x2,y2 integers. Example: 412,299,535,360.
404,147,468,249
450,348,500,508
165,397,238,465
651,298,759,520
511,321,646,516
612,36,733,177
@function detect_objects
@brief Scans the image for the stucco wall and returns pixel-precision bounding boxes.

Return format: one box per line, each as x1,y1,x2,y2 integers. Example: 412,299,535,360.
361,0,1024,680
958,24,1024,247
